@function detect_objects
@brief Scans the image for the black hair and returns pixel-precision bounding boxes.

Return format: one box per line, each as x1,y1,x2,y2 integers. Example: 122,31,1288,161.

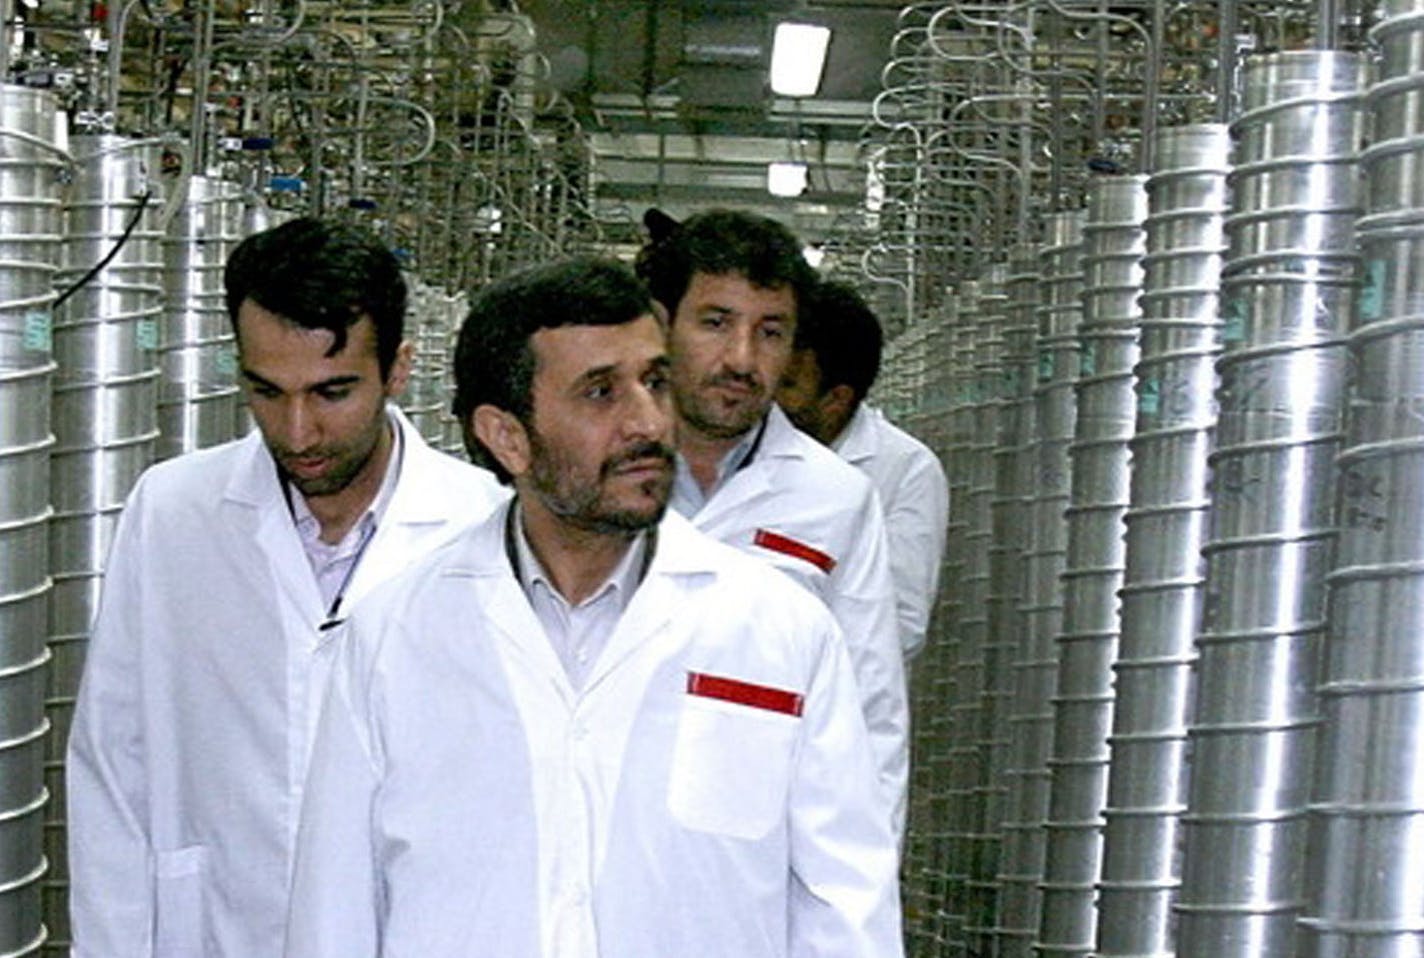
800,279,884,401
224,217,407,378
452,256,656,481
634,208,816,321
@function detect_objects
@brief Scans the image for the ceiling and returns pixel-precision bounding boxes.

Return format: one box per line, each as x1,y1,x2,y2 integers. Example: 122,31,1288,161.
514,0,909,241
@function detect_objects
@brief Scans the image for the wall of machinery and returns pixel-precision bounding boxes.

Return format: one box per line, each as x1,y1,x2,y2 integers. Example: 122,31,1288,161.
869,2,1423,957
0,2,613,953
5,0,1424,956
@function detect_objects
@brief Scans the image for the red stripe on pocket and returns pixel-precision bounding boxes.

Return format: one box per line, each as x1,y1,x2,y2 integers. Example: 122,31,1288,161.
687,672,804,717
752,528,837,573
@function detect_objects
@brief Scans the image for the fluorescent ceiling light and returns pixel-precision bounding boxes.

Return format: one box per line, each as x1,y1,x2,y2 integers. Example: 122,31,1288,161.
770,22,831,97
768,161,809,198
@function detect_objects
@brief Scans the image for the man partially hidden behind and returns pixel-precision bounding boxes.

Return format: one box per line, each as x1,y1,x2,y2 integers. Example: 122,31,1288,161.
283,257,903,957
66,218,506,956
778,279,949,662
637,209,909,837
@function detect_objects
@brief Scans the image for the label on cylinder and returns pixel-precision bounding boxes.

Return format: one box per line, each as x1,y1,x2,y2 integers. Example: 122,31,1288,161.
1080,340,1097,376
137,318,159,351
23,310,51,352
1358,259,1384,322
1137,377,1161,416
1223,298,1247,344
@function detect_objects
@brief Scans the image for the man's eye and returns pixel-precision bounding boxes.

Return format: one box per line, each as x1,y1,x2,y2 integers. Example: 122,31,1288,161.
316,387,352,401
760,325,786,340
700,314,726,330
584,384,613,401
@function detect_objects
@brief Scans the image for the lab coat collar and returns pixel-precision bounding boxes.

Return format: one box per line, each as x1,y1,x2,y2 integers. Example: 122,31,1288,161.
443,501,717,703
832,403,881,467
223,406,482,631
444,499,717,581
224,406,457,523
682,405,805,525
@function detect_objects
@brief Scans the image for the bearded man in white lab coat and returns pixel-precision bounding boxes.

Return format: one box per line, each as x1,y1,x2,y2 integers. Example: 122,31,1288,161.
65,218,506,957
283,256,904,957
636,209,909,838
777,279,949,663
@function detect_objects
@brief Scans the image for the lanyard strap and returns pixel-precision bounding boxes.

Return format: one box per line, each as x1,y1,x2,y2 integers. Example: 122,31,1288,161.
317,520,379,631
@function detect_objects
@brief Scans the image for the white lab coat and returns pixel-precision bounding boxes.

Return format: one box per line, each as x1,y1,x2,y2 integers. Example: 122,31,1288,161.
675,404,909,837
833,403,949,662
66,408,508,958
283,503,904,958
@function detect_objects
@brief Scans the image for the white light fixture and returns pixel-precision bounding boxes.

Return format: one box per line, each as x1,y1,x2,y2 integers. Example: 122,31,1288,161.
770,22,831,97
767,161,808,198
802,244,826,269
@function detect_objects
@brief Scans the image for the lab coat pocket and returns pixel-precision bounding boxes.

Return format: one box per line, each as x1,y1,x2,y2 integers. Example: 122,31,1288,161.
154,845,207,957
667,697,798,841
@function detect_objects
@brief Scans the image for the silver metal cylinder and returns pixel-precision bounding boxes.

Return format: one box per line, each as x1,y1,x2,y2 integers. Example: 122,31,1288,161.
947,267,1008,957
1301,13,1424,956
974,247,1039,955
998,211,1085,958
1177,50,1368,958
0,83,65,958
901,288,958,947
45,135,165,948
1038,174,1147,958
1094,123,1230,958
158,174,243,460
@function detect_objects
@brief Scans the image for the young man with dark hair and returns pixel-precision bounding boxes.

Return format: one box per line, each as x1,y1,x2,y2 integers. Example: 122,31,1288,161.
779,279,950,661
66,217,506,957
637,209,910,838
284,256,903,956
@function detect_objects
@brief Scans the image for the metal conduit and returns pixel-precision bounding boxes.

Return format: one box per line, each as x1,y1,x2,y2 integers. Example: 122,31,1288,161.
969,247,1039,954
941,272,1001,956
1302,3,1424,953
911,287,974,952
968,266,1013,956
1038,173,1147,958
1176,50,1367,958
1094,122,1230,958
905,291,957,948
45,136,165,952
0,84,65,958
998,211,1086,958
158,174,243,460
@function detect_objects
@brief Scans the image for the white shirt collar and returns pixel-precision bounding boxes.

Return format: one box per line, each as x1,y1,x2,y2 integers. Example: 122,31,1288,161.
510,502,647,614
670,412,769,515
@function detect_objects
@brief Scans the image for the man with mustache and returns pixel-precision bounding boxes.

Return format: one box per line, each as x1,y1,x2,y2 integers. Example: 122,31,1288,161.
66,218,506,957
283,256,903,956
637,209,909,839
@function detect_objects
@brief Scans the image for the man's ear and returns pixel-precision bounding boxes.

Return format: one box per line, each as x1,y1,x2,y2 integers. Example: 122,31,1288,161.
383,339,415,399
472,405,532,479
822,384,858,436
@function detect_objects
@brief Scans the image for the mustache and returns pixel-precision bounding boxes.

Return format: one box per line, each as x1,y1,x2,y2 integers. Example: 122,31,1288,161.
706,370,763,392
602,441,676,477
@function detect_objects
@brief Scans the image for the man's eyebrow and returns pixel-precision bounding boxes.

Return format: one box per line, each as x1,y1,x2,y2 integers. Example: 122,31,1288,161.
572,363,619,388
239,370,362,392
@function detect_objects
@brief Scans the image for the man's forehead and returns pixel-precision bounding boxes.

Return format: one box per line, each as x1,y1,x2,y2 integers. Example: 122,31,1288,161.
688,270,793,295
532,317,665,373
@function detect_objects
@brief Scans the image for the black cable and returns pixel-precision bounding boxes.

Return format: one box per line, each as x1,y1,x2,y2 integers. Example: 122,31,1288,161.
53,190,153,309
